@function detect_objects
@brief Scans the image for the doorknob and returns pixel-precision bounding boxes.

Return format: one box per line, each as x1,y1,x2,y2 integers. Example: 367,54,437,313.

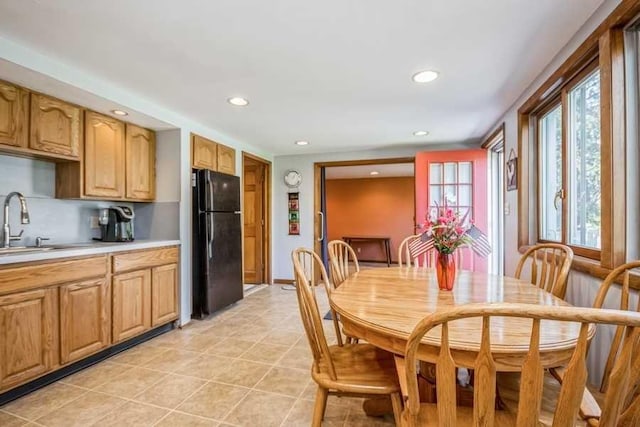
317,211,324,242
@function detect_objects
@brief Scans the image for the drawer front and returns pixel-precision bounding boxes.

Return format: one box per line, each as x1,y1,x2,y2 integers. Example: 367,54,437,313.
0,256,107,295
112,246,179,274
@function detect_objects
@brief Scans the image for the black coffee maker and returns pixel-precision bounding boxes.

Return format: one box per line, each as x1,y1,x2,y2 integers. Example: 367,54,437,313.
97,206,135,242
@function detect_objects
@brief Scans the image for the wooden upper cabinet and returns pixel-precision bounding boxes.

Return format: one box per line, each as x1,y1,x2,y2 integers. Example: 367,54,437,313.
60,279,110,364
217,143,236,175
192,134,217,170
191,133,237,175
30,94,81,159
0,288,57,391
84,111,125,198
125,124,156,201
0,81,28,149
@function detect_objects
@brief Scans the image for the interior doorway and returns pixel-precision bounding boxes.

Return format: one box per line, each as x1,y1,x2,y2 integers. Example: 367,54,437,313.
313,158,415,269
242,152,271,285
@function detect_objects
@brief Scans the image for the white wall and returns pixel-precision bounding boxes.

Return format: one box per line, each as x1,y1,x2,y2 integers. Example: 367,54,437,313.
271,143,474,280
491,0,631,383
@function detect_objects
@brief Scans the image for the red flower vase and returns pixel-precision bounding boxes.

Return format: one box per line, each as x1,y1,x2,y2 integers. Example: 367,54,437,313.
436,252,456,291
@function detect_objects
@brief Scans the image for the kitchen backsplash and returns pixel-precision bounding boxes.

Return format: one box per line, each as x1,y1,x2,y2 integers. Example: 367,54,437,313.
0,154,177,244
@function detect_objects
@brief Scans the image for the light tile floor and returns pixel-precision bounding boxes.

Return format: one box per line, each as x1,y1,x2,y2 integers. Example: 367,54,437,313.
0,285,395,426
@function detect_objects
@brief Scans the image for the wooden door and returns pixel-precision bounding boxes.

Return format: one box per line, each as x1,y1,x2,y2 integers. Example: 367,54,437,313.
30,94,81,158
0,288,57,391
0,81,28,148
60,279,110,364
84,111,125,198
415,149,489,272
243,159,265,284
217,143,236,175
112,269,151,343
192,134,217,170
151,264,178,326
125,124,156,200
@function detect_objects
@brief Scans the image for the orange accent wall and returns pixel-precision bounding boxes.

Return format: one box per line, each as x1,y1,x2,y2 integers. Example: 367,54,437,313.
326,177,415,263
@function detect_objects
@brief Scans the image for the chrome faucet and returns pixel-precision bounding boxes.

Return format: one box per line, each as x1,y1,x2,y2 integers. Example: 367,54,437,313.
2,192,30,249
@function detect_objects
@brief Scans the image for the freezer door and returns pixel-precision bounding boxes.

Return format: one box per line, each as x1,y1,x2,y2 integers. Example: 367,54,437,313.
204,212,243,312
200,169,241,212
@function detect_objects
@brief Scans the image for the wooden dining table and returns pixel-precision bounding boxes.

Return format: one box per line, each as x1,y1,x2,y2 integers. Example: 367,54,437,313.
330,266,588,371
330,266,592,416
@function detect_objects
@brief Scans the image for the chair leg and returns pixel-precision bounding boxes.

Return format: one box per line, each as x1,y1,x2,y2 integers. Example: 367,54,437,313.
390,392,403,426
312,386,329,427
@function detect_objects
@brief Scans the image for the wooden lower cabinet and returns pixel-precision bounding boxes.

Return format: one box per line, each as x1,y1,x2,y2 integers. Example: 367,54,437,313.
60,279,110,364
112,270,151,343
0,288,58,391
152,264,178,326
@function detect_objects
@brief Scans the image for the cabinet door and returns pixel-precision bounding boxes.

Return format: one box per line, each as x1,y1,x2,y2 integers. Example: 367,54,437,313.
125,124,156,201
30,94,81,158
60,279,110,364
0,288,57,391
216,144,236,175
192,134,217,170
0,81,28,148
112,269,151,343
151,264,178,326
85,111,125,198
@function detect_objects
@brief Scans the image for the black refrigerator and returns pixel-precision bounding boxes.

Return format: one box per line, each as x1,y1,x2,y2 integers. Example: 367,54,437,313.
192,169,243,318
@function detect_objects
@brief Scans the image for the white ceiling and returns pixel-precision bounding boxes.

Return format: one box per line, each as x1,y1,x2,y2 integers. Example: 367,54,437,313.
326,163,414,179
0,0,604,155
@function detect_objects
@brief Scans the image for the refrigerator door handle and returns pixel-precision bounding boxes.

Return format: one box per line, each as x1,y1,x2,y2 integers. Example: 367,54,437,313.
208,213,215,258
206,214,212,259
207,175,214,211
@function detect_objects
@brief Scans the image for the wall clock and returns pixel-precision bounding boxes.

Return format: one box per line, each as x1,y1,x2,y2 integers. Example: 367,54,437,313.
284,169,302,188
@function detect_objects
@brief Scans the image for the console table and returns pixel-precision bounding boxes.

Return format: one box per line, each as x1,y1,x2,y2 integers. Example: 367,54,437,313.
342,236,392,266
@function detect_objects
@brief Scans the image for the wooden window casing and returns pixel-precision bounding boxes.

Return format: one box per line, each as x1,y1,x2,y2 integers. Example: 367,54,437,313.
517,0,640,283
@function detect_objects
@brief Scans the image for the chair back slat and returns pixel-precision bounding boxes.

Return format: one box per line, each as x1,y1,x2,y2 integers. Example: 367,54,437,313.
593,261,640,394
292,248,339,378
552,323,589,427
327,240,360,287
599,327,639,427
473,316,496,427
516,319,544,427
515,244,574,299
402,304,640,427
436,323,456,427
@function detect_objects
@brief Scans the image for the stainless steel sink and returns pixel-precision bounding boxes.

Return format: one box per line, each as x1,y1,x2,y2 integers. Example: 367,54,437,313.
0,246,54,255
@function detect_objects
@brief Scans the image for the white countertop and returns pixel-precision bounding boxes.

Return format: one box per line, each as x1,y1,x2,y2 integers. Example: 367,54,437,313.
0,240,181,266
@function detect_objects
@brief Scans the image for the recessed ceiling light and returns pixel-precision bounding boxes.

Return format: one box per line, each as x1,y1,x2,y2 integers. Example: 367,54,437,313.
413,130,429,136
412,70,439,83
370,171,379,176
227,97,249,106
295,140,309,146
111,109,128,116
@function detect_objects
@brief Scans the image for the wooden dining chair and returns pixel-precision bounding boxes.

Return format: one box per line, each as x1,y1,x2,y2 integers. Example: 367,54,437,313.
292,247,343,347
395,303,640,427
514,243,574,299
292,248,403,426
550,260,640,425
327,239,360,287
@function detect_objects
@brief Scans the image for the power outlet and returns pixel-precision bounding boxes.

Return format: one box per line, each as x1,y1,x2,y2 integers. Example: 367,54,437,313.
90,216,100,229
356,247,361,253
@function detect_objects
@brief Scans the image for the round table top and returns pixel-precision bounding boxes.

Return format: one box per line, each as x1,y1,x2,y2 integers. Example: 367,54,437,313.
330,267,585,369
